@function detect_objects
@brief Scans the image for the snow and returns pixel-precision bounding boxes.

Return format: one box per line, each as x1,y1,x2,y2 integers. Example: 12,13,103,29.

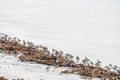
0,0,120,79
0,53,100,80
0,0,120,66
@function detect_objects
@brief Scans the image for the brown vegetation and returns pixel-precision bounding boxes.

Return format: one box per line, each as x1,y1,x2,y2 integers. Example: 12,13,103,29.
0,33,120,80
0,76,7,80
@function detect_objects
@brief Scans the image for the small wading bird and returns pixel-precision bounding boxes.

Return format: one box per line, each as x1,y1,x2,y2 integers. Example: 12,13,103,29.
39,45,50,54
89,61,94,66
82,59,88,66
13,37,17,42
117,69,120,73
76,56,80,63
95,59,101,67
27,41,35,48
109,64,113,71
84,57,90,66
112,65,118,72
34,45,40,50
59,50,63,56
104,66,111,71
65,53,73,60
23,40,26,46
52,49,59,56
112,65,120,73
85,57,90,62
17,38,21,42
8,37,11,41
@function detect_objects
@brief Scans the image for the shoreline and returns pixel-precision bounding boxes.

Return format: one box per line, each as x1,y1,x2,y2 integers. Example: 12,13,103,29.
0,33,120,80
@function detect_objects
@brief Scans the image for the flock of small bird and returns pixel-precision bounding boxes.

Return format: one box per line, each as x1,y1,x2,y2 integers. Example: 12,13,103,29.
81,56,120,74
0,33,120,80
0,33,120,72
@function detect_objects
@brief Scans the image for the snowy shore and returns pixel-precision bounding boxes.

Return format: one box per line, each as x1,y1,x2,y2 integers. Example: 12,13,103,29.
0,53,100,80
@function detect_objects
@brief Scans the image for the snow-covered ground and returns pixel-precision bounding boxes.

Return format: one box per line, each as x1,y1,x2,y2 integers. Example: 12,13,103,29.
0,53,100,80
0,0,120,79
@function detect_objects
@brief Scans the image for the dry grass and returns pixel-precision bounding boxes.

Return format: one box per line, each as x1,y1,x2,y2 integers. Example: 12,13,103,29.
0,34,120,80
